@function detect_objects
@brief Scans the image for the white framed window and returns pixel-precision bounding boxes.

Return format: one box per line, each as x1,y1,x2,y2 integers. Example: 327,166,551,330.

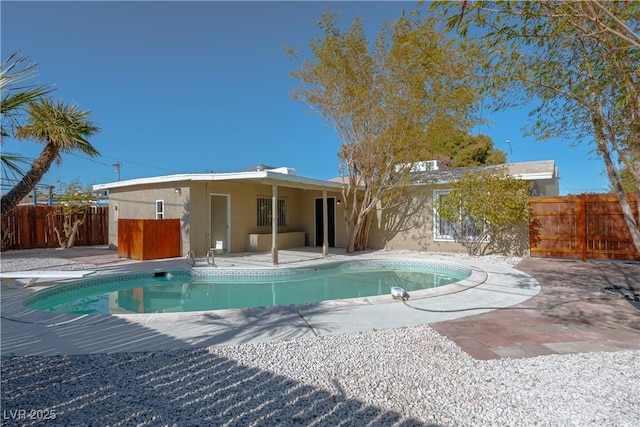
433,190,455,241
433,190,485,241
155,200,165,219
257,196,287,227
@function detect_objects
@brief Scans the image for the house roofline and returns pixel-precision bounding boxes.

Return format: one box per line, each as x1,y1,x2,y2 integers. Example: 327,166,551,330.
511,172,556,180
92,170,345,192
92,160,557,192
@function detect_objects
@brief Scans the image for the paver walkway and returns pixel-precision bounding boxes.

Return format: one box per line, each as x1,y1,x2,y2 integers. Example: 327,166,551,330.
430,258,640,359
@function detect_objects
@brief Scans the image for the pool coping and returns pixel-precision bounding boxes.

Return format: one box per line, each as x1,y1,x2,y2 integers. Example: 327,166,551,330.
101,259,488,322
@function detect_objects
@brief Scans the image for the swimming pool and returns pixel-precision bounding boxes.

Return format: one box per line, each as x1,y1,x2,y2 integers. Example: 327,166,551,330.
24,259,475,315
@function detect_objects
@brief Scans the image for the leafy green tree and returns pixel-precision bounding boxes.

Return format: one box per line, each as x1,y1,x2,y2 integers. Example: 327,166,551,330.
437,169,533,256
431,0,640,253
288,10,484,252
1,52,52,176
428,127,506,167
1,98,100,215
616,167,637,195
50,179,94,249
452,133,506,167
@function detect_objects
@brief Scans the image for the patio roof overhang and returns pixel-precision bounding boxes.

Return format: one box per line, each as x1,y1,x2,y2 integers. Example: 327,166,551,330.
92,170,346,192
92,171,346,266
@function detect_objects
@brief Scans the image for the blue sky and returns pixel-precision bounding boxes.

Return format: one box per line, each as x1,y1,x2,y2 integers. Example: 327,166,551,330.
2,1,610,195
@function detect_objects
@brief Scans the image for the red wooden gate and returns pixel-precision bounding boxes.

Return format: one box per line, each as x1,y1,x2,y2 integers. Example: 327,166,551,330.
530,194,640,261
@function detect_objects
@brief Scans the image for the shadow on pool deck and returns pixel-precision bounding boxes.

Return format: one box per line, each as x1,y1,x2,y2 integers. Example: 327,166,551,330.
430,258,640,360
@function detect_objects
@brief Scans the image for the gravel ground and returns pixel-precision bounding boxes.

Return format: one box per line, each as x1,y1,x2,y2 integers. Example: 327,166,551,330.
0,257,97,272
2,327,638,426
2,254,639,426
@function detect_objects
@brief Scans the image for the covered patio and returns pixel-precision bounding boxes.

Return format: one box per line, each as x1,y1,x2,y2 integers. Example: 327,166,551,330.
93,168,349,265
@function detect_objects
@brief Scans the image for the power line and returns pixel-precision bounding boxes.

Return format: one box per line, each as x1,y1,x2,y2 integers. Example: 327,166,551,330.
5,149,186,186
67,152,112,167
1,177,57,188
68,152,184,174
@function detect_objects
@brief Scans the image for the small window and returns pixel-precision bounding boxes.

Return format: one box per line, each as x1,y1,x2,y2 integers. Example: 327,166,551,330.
433,190,485,241
433,190,454,241
156,200,164,219
257,197,287,227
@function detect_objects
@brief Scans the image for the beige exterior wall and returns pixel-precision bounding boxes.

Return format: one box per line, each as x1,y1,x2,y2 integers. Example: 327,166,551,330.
368,182,537,255
367,184,471,253
107,181,191,254
189,180,313,256
188,181,209,256
106,172,551,257
108,180,346,257
193,184,346,256
532,177,560,197
298,190,347,248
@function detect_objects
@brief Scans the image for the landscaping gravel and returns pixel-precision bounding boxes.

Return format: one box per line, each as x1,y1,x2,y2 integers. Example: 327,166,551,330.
0,257,96,272
1,326,638,426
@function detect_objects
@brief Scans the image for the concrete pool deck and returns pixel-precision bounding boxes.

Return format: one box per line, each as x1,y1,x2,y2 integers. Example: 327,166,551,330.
1,247,639,359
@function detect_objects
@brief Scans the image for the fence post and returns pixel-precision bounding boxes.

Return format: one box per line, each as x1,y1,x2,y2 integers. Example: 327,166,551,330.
577,194,587,262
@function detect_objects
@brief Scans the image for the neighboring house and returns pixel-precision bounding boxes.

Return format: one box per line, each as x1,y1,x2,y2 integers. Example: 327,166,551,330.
11,187,108,208
16,190,54,206
92,160,558,259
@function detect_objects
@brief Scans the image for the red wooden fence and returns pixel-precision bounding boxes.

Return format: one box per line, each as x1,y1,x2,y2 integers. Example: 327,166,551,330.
1,205,108,251
117,219,181,260
530,194,640,261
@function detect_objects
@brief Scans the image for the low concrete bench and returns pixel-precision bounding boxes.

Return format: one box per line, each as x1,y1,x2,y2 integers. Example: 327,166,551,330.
0,270,94,288
246,231,306,252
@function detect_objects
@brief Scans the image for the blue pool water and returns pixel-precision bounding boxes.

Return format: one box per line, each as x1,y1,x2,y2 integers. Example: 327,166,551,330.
24,259,471,315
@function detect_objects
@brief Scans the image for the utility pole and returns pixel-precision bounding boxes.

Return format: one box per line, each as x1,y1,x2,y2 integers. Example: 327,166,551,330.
112,162,121,181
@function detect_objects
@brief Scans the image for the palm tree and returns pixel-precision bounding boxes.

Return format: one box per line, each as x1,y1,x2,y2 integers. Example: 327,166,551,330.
0,98,101,215
1,52,52,174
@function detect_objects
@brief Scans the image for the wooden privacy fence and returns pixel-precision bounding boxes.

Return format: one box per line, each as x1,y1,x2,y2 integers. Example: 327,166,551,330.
1,205,108,251
530,194,640,261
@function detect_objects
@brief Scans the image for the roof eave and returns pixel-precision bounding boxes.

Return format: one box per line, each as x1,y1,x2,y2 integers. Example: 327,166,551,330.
92,171,345,192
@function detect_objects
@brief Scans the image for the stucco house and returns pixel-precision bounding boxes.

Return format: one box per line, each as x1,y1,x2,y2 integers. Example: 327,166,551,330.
367,160,559,253
92,160,558,261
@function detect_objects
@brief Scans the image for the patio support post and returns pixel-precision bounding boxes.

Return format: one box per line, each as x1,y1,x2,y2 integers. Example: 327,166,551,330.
322,190,329,256
272,183,278,265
